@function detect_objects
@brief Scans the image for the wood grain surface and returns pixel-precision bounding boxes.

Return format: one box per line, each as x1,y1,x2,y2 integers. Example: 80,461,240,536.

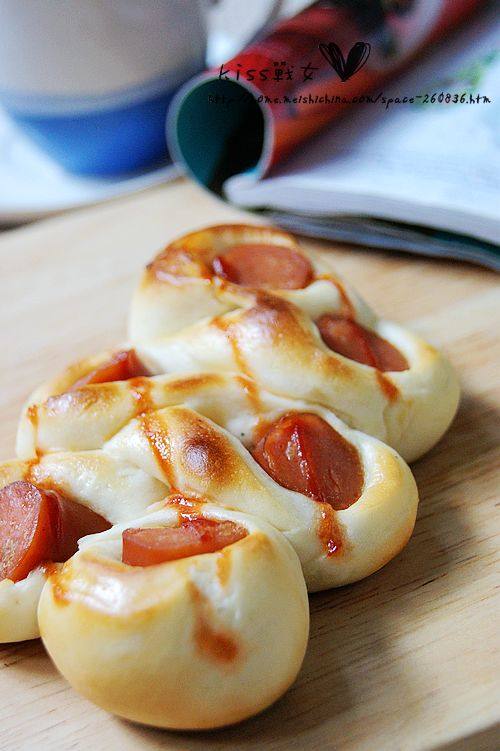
0,180,499,751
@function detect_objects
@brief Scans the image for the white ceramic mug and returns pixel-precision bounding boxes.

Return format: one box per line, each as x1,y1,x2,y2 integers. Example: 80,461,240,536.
0,0,281,175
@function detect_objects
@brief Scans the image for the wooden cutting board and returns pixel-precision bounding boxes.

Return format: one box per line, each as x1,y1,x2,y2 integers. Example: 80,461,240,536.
0,180,499,751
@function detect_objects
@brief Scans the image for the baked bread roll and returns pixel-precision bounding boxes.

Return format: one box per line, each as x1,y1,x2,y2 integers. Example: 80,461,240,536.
0,452,166,642
38,502,309,730
18,370,418,591
129,225,459,462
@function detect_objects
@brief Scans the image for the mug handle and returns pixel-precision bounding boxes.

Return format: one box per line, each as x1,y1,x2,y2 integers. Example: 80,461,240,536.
205,0,284,66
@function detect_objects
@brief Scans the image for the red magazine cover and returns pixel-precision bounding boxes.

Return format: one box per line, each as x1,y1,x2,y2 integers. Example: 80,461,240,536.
169,0,485,185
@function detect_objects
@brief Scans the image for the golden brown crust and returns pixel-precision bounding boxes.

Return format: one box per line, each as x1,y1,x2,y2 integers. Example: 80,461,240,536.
38,506,309,730
15,372,418,591
129,224,459,461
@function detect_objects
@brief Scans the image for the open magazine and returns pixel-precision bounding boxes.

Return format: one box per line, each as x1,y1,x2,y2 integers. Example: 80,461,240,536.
169,2,499,270
226,11,499,267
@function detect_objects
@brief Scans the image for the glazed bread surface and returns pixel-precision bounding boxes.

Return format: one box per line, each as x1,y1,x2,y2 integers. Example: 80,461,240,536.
38,504,309,730
17,371,418,591
128,224,459,462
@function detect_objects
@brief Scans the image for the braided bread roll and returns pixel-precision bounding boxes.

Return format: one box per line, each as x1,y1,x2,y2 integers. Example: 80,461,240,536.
129,225,459,462
0,223,441,730
17,369,418,592
38,502,309,730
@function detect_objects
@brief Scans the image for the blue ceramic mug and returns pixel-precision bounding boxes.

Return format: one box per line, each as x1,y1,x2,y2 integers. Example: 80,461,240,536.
0,0,280,176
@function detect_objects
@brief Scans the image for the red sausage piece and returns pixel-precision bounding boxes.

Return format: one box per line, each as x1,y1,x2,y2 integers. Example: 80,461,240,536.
317,315,408,371
122,518,248,567
0,481,110,582
252,412,363,511
212,244,313,290
70,349,150,390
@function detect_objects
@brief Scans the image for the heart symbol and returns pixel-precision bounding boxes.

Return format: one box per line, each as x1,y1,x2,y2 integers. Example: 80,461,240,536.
319,41,371,82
